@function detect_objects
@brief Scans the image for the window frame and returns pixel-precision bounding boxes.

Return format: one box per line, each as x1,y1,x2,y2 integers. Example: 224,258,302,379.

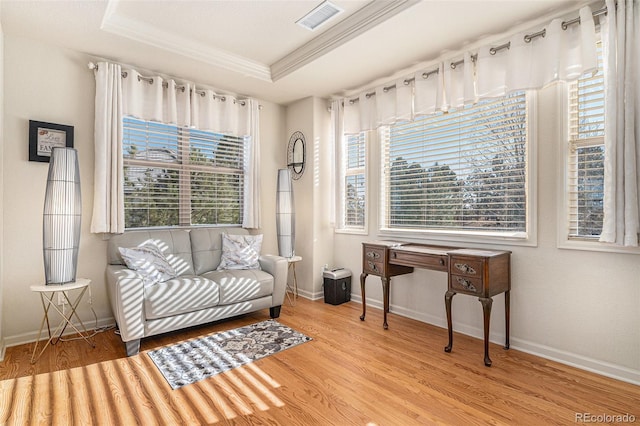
556,37,640,254
377,92,538,247
558,85,640,254
336,131,368,235
122,116,246,230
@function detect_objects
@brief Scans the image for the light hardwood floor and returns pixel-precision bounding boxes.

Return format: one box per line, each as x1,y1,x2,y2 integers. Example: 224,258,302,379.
1,297,638,425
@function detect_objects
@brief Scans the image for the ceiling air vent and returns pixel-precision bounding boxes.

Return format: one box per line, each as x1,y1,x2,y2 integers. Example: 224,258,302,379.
296,1,344,31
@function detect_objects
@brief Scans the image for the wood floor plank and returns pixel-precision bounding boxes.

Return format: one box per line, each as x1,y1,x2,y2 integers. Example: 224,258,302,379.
1,298,638,425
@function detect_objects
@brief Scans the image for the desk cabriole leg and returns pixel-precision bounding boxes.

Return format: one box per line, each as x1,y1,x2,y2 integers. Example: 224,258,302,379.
444,290,455,353
359,273,368,321
382,277,390,329
480,297,493,367
504,290,510,350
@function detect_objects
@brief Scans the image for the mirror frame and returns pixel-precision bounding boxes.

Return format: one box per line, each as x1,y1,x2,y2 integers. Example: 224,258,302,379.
287,131,306,180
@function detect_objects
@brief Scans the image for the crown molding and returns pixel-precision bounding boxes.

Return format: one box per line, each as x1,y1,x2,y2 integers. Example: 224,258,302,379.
100,0,272,82
270,0,420,82
100,0,418,85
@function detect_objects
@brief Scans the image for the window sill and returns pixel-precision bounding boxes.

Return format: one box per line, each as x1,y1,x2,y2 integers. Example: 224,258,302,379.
335,228,369,236
378,228,536,248
123,224,243,232
558,238,640,255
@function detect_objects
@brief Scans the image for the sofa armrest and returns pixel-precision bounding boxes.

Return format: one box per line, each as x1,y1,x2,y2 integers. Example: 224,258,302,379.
106,265,146,343
259,255,288,306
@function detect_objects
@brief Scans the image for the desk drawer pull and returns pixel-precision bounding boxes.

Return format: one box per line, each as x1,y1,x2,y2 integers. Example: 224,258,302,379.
366,251,381,259
454,263,476,274
367,261,380,273
456,277,477,292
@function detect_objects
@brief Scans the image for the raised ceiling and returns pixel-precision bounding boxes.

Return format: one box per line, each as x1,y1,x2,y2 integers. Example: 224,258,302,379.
0,0,586,105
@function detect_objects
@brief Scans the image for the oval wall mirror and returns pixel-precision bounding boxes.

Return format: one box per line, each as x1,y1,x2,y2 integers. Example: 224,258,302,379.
287,131,306,180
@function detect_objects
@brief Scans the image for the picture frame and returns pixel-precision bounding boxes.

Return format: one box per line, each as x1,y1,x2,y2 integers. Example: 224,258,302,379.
29,120,74,162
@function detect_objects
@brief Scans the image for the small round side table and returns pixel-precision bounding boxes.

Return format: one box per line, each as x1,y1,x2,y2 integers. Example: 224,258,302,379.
286,256,302,306
30,278,95,363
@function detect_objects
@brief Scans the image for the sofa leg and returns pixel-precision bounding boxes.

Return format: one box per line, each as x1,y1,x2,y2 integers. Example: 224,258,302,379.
125,339,141,356
270,305,282,318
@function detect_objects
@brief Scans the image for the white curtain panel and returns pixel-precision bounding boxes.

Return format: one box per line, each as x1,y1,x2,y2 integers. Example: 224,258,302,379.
191,88,246,136
395,77,413,122
343,98,361,135
359,92,377,131
242,99,261,229
91,62,125,234
414,63,444,116
122,71,250,137
122,70,191,127
374,77,413,126
599,0,640,246
330,99,344,227
476,45,508,99
444,52,476,110
376,85,397,127
340,5,599,133
92,61,260,233
560,7,598,81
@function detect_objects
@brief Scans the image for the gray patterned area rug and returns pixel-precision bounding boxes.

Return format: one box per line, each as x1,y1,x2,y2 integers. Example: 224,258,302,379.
147,319,312,389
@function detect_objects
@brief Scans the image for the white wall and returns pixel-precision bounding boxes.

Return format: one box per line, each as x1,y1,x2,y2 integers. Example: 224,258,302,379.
0,34,285,350
285,97,333,298
0,7,5,359
286,98,314,296
311,97,333,296
332,84,640,385
256,102,286,256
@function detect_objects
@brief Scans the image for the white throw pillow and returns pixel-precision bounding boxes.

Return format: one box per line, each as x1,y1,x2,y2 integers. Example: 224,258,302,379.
118,242,177,286
217,233,263,270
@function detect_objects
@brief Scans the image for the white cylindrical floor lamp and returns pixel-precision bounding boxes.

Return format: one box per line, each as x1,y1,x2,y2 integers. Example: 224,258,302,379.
43,147,82,285
276,168,295,258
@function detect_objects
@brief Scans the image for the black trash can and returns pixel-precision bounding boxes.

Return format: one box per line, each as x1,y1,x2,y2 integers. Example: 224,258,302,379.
323,268,352,305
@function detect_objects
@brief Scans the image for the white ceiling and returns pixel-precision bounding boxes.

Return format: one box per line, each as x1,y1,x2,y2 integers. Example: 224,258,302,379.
0,0,587,105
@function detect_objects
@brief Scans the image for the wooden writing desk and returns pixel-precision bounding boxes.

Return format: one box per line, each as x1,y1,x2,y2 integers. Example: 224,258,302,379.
360,241,511,366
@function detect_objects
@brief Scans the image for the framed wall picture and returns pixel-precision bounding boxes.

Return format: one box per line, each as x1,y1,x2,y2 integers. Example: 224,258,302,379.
29,120,74,162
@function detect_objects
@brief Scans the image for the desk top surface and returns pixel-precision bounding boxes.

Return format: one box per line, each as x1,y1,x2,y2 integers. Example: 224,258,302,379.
366,241,511,257
391,244,451,256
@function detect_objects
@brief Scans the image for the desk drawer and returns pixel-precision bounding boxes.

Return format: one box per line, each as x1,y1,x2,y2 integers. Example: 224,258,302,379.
364,260,385,276
390,249,448,272
451,258,484,277
364,246,384,262
450,274,484,295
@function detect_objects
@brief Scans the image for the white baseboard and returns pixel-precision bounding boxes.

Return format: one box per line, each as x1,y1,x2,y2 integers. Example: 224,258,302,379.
294,288,324,301
3,316,116,350
0,339,5,363
349,295,640,386
509,338,640,386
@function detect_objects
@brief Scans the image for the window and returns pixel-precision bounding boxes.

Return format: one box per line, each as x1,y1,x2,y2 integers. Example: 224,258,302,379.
122,117,246,229
380,91,529,236
339,132,366,230
567,46,604,240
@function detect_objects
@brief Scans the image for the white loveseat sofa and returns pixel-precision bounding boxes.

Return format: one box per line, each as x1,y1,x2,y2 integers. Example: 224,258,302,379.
106,227,287,356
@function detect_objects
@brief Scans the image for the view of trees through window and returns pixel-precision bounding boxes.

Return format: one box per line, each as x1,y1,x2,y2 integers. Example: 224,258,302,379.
344,133,366,228
122,117,245,229
382,91,528,233
568,52,605,239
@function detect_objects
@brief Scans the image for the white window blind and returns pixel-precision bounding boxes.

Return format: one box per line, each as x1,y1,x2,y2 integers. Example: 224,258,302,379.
344,132,366,228
381,91,528,233
567,43,604,239
123,117,245,229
